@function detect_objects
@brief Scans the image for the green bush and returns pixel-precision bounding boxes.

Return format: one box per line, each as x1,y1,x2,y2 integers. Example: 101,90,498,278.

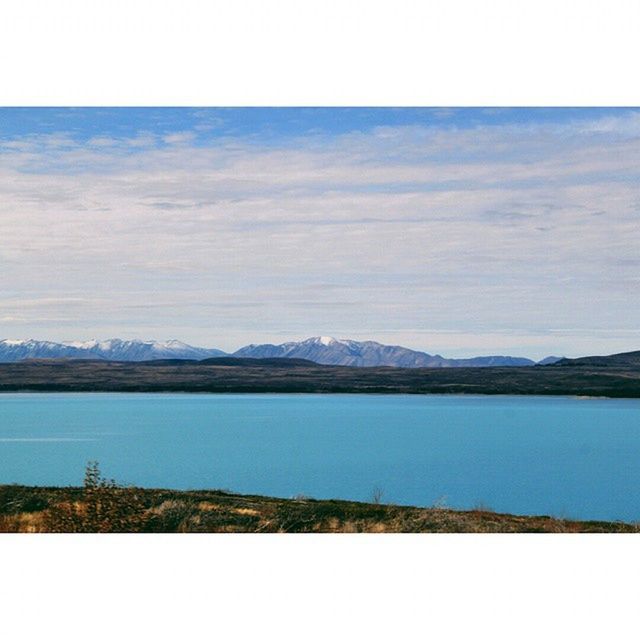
44,462,148,533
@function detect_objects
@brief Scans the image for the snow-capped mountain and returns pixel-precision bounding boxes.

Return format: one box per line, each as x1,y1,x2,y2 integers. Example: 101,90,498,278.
0,339,226,362
0,336,552,367
62,339,226,361
233,336,538,368
0,339,98,362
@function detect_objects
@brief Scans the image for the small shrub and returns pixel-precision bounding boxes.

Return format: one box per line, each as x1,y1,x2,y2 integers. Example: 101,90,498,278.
472,501,495,513
43,462,148,533
431,495,448,510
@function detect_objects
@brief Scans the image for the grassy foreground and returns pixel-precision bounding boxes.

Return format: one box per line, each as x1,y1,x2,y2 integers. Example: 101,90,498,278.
1,480,636,533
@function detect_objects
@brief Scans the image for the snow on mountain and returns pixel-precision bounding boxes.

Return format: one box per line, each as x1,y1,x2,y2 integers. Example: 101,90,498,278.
0,336,556,367
0,339,97,362
65,338,227,361
0,338,226,362
233,336,538,368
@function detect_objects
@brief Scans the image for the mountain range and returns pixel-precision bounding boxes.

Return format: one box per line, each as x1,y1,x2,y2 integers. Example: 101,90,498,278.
233,336,554,367
0,339,225,363
0,336,561,368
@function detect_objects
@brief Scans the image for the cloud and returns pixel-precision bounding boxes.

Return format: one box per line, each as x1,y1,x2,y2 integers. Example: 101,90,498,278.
87,136,118,147
0,109,639,358
162,131,196,145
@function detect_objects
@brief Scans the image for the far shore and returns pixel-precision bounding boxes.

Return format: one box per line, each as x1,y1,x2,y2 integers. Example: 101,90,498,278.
1,356,640,398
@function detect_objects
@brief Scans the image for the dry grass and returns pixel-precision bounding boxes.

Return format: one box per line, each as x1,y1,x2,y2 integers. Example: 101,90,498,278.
1,479,637,533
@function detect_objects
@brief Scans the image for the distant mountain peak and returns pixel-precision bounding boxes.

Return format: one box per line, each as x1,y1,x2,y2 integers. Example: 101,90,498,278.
306,336,339,346
0,338,226,363
233,337,538,368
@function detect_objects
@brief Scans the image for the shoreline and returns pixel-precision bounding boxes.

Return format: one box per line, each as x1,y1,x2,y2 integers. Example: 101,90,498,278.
0,389,635,401
1,358,639,398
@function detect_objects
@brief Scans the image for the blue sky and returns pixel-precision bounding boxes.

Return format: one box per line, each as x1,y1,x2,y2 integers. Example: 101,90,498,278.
1,107,640,358
2,106,638,143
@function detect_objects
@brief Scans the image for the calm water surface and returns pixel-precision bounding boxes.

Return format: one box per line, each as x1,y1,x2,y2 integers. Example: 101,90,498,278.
1,393,639,522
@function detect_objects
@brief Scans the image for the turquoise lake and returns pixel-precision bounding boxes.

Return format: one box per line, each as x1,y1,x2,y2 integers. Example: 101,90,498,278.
1,393,639,522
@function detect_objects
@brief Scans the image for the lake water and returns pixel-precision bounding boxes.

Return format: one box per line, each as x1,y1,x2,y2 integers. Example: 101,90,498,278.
1,392,639,522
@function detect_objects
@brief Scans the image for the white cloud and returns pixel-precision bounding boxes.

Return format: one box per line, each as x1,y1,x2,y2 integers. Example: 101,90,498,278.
1,111,639,358
162,131,196,145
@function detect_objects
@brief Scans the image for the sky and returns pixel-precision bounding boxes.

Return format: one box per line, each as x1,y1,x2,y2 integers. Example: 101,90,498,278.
1,107,639,360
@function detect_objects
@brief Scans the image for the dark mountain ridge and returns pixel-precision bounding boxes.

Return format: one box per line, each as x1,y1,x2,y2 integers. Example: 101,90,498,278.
1,349,639,397
553,350,640,368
